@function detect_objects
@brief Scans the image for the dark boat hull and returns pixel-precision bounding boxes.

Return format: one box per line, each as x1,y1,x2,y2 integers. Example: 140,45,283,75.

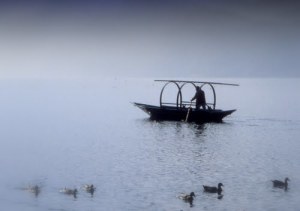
134,103,236,123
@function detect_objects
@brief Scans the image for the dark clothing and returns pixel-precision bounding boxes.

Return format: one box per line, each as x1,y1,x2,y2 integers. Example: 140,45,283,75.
191,89,206,109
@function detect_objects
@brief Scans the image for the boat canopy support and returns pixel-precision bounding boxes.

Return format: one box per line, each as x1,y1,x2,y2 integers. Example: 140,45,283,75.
156,80,239,110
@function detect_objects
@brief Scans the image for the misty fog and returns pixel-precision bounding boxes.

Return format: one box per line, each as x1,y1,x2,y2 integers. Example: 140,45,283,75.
0,1,299,78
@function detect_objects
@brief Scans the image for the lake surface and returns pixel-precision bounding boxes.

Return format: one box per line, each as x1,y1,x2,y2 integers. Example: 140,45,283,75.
0,78,299,211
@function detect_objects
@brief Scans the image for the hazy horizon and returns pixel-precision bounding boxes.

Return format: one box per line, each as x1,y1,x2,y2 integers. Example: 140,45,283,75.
1,0,299,79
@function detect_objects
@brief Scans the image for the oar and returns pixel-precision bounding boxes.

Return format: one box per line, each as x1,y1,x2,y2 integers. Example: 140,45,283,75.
185,102,192,122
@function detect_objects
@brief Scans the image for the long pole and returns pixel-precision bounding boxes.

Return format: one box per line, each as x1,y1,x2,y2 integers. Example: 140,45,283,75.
155,79,239,86
185,103,192,122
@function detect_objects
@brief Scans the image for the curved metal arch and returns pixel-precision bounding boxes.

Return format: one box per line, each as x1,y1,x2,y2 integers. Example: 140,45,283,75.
159,81,217,109
159,81,182,107
179,82,197,107
200,83,216,109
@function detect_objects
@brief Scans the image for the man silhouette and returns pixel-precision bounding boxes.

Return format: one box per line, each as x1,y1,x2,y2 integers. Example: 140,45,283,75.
191,86,206,109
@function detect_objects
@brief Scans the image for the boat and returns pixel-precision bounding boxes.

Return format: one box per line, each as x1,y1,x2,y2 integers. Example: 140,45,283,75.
133,80,238,123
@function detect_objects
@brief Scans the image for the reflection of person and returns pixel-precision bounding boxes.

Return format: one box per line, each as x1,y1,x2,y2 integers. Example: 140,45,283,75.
191,86,206,109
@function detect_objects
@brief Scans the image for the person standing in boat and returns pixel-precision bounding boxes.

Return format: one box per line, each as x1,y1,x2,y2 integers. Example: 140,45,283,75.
191,86,206,109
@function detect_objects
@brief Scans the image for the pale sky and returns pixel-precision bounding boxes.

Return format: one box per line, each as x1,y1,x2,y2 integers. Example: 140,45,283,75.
0,0,299,78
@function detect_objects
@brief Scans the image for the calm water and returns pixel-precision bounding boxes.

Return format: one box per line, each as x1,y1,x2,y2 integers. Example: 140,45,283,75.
0,78,299,211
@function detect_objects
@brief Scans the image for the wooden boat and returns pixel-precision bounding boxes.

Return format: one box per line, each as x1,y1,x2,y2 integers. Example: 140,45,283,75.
133,80,238,123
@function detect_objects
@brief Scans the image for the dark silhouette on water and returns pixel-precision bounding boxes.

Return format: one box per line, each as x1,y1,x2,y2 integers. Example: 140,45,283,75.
83,184,95,196
134,80,238,123
179,192,195,207
22,185,41,197
272,177,290,190
30,185,41,197
191,86,206,110
203,183,223,195
60,188,78,198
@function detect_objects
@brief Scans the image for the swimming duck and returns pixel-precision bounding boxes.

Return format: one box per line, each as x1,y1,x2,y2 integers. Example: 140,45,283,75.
83,184,95,195
23,185,41,197
30,185,41,196
179,192,195,206
203,183,223,195
272,177,290,189
60,188,78,198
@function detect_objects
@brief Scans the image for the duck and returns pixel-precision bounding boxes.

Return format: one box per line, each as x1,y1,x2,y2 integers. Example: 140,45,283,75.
29,185,41,196
60,188,78,198
203,183,223,195
179,192,195,206
272,177,290,189
23,185,41,197
83,184,95,195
